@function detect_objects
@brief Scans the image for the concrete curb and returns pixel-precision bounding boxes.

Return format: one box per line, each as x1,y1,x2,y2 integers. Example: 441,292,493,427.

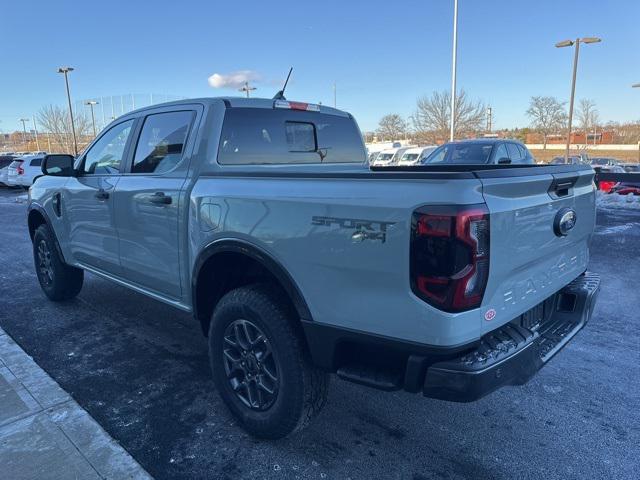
0,327,153,479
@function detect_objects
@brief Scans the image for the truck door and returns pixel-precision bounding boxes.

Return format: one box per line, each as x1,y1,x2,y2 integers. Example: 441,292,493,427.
112,107,199,299
64,119,136,274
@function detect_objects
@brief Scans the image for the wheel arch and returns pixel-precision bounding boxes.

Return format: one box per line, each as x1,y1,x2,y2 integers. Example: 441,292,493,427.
192,239,313,336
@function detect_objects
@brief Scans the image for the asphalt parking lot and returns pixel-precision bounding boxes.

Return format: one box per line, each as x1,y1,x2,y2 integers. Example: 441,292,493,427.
0,187,638,480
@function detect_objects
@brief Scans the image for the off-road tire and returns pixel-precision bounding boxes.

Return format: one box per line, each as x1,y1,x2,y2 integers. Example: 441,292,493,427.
33,223,84,301
209,284,329,439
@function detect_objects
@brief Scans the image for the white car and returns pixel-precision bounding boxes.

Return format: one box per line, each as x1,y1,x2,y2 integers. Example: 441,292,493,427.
397,146,438,166
371,147,399,166
7,155,45,187
1,156,17,186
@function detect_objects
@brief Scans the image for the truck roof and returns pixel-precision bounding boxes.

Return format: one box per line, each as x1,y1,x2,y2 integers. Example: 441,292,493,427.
123,96,351,118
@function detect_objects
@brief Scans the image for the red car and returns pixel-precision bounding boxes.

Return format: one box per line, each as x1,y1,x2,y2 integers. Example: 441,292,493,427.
594,165,626,193
609,182,640,195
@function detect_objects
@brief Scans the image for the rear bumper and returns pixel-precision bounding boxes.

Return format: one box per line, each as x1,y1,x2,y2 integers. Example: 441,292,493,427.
423,272,600,401
303,272,600,401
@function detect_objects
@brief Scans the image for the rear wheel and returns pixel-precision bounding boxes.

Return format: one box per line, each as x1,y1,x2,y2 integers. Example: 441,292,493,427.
33,224,83,301
209,284,329,439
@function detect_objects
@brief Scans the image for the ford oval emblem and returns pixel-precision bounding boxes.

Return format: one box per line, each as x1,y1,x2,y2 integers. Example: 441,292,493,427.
554,208,577,237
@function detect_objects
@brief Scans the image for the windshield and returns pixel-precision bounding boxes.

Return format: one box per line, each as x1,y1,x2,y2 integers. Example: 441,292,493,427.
377,153,394,161
424,143,493,165
591,158,611,165
401,153,419,162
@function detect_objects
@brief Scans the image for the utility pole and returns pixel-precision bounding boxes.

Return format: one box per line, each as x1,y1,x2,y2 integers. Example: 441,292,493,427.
449,0,459,141
19,118,29,147
32,117,40,151
85,101,99,137
486,107,492,133
57,66,78,155
239,82,256,98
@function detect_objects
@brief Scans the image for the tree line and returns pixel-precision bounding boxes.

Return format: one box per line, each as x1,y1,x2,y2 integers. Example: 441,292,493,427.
373,92,639,145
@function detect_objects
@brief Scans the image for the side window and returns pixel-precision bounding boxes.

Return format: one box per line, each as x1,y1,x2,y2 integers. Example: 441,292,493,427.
82,120,134,175
131,111,193,174
30,158,42,167
506,143,523,163
492,143,509,163
517,144,530,162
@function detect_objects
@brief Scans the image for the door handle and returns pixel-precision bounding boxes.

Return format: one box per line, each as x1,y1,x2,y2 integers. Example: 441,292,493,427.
148,191,172,205
95,189,109,200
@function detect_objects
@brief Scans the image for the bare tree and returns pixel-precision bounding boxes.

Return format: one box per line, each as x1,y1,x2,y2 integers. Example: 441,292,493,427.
526,96,567,149
576,99,600,143
37,104,91,153
376,114,408,141
411,90,486,142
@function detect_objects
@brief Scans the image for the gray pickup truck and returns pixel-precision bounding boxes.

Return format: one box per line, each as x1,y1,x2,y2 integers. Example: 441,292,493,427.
27,97,600,439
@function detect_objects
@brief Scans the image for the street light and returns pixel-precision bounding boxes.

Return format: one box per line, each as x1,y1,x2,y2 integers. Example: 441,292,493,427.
85,100,99,137
19,118,30,146
238,82,256,98
633,83,640,88
57,66,78,155
555,37,601,160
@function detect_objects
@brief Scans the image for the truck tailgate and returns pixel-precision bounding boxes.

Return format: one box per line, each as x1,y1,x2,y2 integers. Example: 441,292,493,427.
477,166,596,334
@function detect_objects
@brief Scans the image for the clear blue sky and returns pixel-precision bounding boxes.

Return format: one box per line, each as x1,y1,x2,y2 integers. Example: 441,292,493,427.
1,0,639,133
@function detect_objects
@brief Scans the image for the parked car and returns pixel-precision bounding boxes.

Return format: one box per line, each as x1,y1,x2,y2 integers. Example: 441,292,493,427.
371,147,399,166
0,155,16,186
397,146,438,166
7,155,45,187
422,139,534,165
590,157,618,166
609,181,640,195
622,164,639,173
593,165,626,192
550,152,591,165
29,97,599,439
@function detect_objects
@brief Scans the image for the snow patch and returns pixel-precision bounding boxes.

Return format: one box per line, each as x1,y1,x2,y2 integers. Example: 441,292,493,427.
596,191,640,210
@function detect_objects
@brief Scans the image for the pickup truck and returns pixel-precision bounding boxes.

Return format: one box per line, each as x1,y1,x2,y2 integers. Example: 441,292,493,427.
27,97,600,439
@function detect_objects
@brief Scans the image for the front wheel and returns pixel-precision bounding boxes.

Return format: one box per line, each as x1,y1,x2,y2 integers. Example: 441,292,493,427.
33,224,84,301
209,284,329,439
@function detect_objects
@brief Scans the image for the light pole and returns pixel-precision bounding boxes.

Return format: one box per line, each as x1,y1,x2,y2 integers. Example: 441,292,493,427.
555,37,601,160
19,118,30,147
85,101,99,137
449,0,459,141
32,117,40,151
57,66,78,155
239,82,256,98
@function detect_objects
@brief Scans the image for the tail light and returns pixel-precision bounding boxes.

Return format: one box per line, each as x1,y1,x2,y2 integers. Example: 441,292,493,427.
410,205,490,312
16,163,24,175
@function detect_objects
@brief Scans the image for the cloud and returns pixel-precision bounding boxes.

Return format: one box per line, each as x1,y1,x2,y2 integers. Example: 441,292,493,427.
207,70,261,89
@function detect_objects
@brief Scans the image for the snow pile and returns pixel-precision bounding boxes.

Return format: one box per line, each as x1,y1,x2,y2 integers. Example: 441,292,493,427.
596,191,640,210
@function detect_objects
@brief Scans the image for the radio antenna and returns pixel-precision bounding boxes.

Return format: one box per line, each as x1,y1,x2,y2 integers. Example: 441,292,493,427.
273,67,293,100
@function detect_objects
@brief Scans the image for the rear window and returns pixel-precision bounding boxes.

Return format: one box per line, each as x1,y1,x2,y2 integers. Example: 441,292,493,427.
217,108,365,165
9,160,23,168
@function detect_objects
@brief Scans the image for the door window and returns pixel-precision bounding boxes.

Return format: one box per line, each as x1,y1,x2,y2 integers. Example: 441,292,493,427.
506,143,523,163
131,111,193,174
492,143,509,163
30,158,43,167
82,120,134,175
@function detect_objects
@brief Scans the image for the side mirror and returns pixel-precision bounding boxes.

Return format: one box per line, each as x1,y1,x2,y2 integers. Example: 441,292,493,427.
42,154,75,177
497,157,511,165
